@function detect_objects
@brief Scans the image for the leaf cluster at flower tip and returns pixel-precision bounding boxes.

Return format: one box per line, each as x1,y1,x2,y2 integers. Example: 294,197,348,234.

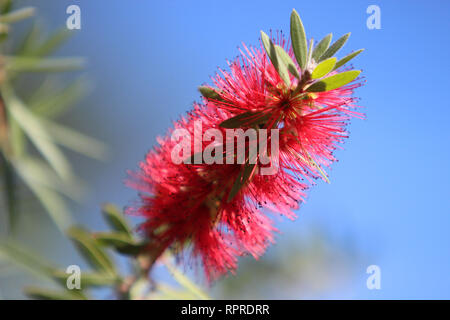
200,9,364,130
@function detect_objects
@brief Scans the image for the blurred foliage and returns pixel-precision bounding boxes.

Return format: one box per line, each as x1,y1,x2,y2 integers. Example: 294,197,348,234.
0,1,208,300
0,0,107,234
0,203,209,300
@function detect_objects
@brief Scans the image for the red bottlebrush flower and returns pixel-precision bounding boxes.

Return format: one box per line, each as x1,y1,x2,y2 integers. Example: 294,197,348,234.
205,32,363,183
127,103,305,282
127,9,364,282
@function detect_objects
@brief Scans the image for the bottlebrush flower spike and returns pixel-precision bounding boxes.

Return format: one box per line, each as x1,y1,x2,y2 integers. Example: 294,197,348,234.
127,9,364,282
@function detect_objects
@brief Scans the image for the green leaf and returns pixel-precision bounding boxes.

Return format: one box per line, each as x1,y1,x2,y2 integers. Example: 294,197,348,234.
312,33,332,62
311,58,337,79
275,45,300,78
227,161,256,202
319,33,351,61
12,158,74,231
0,154,17,232
198,86,223,101
306,70,361,92
8,114,26,157
24,287,87,300
163,257,209,300
29,77,90,118
290,9,308,70
5,56,85,73
43,119,108,161
5,91,73,181
12,157,82,201
150,283,199,300
93,232,146,256
333,49,364,70
306,38,314,68
260,31,290,86
102,204,133,237
15,21,41,55
31,29,72,57
66,226,116,275
0,241,57,280
0,7,35,24
219,111,268,129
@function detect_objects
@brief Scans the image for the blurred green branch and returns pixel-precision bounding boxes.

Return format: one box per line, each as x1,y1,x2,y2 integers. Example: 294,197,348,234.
0,204,209,300
0,1,106,233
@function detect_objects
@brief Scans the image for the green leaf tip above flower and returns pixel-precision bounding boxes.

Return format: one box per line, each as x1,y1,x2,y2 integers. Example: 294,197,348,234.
290,9,308,70
333,48,364,70
312,33,332,62
260,30,290,86
258,10,364,94
318,32,351,62
275,44,300,79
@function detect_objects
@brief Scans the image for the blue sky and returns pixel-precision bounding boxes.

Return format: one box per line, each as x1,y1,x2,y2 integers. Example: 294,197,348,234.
31,0,450,298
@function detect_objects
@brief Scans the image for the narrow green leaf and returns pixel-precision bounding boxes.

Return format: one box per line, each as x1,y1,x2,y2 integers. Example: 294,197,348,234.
12,157,83,201
0,154,17,232
290,9,308,70
227,169,244,203
66,226,116,275
219,111,268,129
93,232,146,256
312,33,332,62
306,70,361,92
333,49,364,70
151,283,199,300
15,21,41,55
261,31,290,86
275,45,300,78
163,257,209,300
5,56,85,73
0,7,35,24
6,92,73,181
227,162,256,202
242,162,256,183
24,287,87,300
29,77,89,118
12,159,73,231
102,204,133,237
198,86,223,101
129,278,150,300
311,57,337,79
31,29,72,57
8,116,26,156
319,33,351,61
0,242,57,280
306,38,314,68
43,119,108,161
